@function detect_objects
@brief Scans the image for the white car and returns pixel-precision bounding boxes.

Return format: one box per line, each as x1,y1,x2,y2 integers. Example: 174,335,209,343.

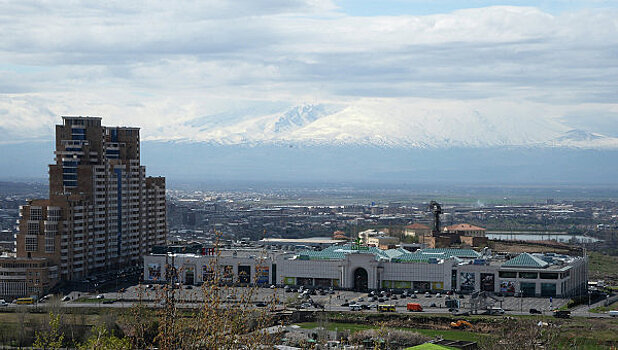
349,304,362,311
0,299,8,307
96,294,105,299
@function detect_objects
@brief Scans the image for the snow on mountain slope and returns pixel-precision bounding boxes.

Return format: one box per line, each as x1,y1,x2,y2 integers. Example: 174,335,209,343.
177,100,618,149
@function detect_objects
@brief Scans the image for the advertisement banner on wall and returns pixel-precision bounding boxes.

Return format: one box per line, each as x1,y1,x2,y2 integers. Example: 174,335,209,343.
460,272,476,292
148,264,160,280
481,273,495,292
431,282,444,290
202,265,214,281
255,266,269,284
500,281,516,294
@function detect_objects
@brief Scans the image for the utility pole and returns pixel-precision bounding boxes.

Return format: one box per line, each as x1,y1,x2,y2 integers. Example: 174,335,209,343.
520,289,523,313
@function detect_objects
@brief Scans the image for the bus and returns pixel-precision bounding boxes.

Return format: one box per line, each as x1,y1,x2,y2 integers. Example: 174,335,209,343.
15,297,35,305
377,304,396,312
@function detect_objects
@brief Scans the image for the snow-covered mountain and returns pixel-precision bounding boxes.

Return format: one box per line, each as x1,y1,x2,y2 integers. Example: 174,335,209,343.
171,101,618,149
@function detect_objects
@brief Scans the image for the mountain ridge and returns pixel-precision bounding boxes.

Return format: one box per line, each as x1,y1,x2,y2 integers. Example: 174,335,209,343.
154,102,618,149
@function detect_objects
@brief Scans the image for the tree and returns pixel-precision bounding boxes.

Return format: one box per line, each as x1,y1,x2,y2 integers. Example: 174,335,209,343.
79,325,131,350
33,312,65,350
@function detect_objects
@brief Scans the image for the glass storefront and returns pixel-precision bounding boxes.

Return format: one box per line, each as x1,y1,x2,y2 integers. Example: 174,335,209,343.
520,282,536,296
541,283,556,297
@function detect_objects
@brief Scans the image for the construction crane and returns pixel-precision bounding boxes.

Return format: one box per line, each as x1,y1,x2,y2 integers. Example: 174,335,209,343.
429,201,443,235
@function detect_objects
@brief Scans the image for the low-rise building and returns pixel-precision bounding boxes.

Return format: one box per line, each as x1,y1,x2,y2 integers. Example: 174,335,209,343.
0,255,58,299
366,235,400,249
404,223,431,238
143,244,587,297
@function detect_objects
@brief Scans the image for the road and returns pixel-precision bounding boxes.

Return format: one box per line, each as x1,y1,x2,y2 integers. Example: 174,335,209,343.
4,285,611,318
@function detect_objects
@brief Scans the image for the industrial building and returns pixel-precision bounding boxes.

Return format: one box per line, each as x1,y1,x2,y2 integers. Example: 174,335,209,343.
143,243,587,298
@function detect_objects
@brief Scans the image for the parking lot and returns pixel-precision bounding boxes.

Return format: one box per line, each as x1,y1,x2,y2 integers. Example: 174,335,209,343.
54,284,568,315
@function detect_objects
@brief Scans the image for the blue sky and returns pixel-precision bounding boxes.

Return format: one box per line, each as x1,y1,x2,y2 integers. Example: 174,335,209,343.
337,0,618,15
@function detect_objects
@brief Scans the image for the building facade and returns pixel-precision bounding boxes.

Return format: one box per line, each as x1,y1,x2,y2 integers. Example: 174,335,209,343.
1,116,166,299
144,245,588,298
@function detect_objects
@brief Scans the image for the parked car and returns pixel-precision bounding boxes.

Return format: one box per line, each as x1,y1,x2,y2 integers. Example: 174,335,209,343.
0,299,8,307
553,310,571,319
96,294,105,299
529,308,542,314
349,304,362,311
482,307,505,315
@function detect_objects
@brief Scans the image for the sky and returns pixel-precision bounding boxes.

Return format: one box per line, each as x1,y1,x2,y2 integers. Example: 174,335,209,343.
1,0,618,143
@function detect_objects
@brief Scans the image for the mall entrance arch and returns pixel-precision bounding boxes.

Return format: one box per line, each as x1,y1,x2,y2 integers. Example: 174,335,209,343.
353,268,368,291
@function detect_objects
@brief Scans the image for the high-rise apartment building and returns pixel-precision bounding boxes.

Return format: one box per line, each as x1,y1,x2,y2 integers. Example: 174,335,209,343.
1,116,166,298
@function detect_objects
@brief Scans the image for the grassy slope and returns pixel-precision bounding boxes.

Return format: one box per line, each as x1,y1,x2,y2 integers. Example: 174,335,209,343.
588,252,618,280
296,322,485,343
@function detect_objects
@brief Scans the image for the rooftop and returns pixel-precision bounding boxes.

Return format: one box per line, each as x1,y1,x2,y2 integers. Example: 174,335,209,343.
444,223,486,231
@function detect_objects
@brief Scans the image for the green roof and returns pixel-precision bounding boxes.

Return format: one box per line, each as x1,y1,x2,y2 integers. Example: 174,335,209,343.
297,244,389,261
418,248,481,259
405,343,455,350
384,248,410,258
296,245,480,263
502,253,549,268
392,252,436,263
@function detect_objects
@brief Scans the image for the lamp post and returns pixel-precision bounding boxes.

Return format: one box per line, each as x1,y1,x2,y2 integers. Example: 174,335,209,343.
588,290,592,316
520,289,523,313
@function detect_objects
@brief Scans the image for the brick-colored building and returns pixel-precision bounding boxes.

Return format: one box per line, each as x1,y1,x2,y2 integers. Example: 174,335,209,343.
1,116,166,299
404,223,432,238
443,223,486,237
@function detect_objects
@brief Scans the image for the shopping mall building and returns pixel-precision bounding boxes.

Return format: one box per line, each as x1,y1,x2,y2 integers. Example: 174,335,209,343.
143,244,587,298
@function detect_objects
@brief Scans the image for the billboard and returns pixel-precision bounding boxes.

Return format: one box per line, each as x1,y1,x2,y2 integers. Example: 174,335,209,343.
202,265,214,281
481,273,495,292
255,266,269,285
460,272,476,292
500,281,516,294
147,263,161,280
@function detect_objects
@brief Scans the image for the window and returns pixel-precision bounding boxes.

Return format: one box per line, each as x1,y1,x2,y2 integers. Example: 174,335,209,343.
499,271,517,278
27,222,39,235
520,282,536,296
25,236,38,252
540,273,559,280
30,207,42,220
541,283,556,297
519,272,538,279
45,232,55,253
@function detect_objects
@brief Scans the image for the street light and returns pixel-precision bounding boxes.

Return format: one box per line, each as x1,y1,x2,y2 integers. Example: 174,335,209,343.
588,290,592,316
520,289,523,312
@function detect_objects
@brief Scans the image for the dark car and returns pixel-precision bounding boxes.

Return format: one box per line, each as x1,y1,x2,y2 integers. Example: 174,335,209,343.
453,310,470,316
553,310,571,319
255,302,267,307
529,308,542,314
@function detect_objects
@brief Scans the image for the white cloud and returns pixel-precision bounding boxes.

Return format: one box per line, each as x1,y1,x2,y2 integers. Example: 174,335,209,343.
0,2,617,144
